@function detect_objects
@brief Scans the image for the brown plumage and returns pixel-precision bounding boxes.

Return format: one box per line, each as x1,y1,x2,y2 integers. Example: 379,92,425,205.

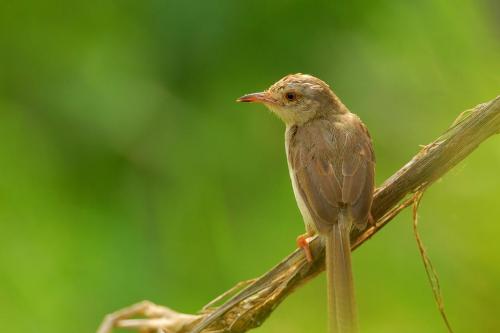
238,73,375,333
287,115,375,232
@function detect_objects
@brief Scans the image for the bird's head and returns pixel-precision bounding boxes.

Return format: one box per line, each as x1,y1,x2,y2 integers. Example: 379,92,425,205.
237,73,345,125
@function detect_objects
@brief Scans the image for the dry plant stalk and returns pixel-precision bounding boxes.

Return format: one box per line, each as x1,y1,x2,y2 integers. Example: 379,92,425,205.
412,191,454,333
97,96,500,333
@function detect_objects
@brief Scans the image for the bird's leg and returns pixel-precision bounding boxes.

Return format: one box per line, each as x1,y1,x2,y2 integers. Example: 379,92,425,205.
296,232,315,263
368,213,376,227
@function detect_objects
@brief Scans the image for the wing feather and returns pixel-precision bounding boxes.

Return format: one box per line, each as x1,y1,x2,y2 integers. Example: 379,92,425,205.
289,116,375,233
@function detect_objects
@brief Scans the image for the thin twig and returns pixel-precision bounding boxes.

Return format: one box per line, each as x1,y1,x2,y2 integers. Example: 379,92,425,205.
412,191,454,333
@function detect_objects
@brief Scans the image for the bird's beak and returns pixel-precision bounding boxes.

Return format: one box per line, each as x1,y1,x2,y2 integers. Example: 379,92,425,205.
236,91,275,104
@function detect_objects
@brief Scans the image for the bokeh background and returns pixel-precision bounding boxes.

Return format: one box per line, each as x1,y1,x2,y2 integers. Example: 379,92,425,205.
1,0,499,332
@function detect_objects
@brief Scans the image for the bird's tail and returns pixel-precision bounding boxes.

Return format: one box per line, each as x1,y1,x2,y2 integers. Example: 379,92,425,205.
325,210,358,333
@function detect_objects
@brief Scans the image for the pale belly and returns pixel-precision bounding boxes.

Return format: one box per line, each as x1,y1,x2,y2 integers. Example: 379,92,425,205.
285,127,317,234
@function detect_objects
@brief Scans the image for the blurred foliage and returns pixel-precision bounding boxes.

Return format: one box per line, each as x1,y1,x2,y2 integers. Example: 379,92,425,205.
0,0,499,332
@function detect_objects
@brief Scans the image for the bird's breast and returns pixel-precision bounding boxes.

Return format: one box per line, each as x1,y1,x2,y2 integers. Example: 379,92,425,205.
285,126,317,234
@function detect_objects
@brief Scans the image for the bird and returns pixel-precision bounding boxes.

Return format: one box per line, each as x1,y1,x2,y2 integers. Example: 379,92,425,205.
237,73,375,333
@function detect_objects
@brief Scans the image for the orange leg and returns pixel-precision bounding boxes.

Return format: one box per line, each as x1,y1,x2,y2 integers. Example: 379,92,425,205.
296,233,314,263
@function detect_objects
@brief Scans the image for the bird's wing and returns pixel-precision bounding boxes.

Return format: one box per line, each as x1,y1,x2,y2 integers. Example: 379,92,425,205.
289,117,375,232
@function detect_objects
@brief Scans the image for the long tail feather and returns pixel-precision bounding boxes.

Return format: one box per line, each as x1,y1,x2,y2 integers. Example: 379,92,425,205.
325,211,358,333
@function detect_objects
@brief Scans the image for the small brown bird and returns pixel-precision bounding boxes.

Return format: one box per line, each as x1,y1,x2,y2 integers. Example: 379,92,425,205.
238,74,375,333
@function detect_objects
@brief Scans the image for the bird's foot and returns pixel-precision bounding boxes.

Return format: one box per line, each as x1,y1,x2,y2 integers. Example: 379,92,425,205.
296,233,314,263
368,213,376,227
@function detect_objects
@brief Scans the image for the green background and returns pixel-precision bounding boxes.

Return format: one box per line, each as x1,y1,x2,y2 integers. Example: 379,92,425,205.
1,0,499,332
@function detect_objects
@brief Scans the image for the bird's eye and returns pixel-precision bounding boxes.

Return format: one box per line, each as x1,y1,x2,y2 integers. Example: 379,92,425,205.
285,92,297,101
